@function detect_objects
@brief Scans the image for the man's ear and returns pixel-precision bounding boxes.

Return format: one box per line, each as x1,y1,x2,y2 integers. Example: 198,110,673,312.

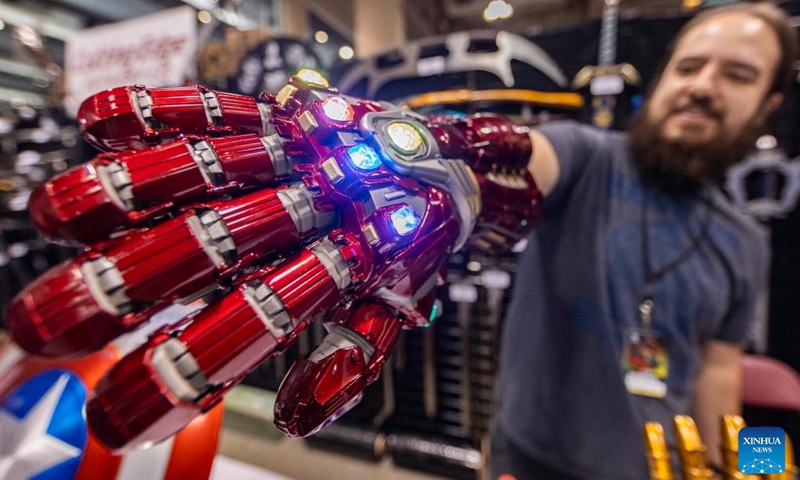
762,92,784,117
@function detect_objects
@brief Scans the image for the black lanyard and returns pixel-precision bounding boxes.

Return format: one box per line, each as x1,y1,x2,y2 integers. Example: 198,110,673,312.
639,187,713,330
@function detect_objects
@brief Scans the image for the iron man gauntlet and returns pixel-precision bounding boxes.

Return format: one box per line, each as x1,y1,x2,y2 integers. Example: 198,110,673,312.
8,71,541,448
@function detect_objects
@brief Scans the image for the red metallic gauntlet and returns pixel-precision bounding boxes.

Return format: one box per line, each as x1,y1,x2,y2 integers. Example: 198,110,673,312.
431,114,542,254
8,72,541,451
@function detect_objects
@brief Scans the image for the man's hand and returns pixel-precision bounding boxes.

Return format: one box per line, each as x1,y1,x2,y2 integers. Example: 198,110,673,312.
692,340,744,469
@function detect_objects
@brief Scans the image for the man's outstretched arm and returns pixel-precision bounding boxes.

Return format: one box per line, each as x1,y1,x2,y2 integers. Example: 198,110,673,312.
692,340,744,468
528,129,561,198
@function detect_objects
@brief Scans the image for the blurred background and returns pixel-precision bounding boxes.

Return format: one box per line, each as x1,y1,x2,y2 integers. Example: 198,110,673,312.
0,0,799,478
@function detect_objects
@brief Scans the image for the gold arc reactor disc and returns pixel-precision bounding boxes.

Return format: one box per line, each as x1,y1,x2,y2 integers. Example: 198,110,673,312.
294,69,329,88
386,121,424,154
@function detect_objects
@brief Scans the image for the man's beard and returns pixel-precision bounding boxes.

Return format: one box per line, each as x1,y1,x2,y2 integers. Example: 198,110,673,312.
629,104,765,194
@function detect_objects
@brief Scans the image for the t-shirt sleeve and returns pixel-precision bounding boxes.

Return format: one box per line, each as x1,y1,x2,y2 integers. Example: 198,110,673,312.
714,230,771,345
536,121,607,212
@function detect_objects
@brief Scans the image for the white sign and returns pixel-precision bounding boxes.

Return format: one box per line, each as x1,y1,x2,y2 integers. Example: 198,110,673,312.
449,283,478,304
590,74,624,96
417,56,446,77
64,6,197,116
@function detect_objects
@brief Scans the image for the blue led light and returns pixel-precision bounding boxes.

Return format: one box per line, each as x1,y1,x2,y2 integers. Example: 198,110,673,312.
348,144,382,171
390,205,421,236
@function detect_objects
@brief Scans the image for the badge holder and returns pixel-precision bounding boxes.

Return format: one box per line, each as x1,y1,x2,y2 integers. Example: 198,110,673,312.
623,298,669,398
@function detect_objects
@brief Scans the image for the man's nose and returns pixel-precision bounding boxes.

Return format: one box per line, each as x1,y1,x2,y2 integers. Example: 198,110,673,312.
687,65,718,98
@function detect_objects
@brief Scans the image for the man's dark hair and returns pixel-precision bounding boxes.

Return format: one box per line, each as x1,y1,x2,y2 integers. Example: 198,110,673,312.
662,2,798,95
630,2,797,193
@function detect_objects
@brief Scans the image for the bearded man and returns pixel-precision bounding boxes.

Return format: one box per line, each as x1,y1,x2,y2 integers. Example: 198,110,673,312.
491,3,798,479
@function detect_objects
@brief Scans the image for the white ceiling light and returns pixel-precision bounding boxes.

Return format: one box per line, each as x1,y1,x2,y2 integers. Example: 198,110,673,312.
314,30,329,43
15,25,42,49
0,4,81,41
483,0,514,22
339,46,354,60
197,10,212,23
179,0,256,30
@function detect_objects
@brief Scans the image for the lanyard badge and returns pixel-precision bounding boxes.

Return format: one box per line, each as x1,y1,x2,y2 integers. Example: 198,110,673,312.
622,188,712,399
623,297,669,398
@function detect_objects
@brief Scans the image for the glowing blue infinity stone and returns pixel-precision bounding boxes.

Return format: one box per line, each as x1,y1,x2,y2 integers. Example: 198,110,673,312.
348,144,382,171
390,205,421,236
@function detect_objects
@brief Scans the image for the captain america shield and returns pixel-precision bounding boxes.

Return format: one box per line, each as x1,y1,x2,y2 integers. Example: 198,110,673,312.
0,370,87,480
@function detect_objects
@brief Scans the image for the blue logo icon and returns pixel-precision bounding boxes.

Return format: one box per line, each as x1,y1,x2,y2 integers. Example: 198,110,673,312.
0,370,88,480
739,426,786,474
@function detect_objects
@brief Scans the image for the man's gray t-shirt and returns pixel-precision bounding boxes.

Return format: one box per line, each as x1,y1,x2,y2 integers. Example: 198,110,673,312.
494,121,769,479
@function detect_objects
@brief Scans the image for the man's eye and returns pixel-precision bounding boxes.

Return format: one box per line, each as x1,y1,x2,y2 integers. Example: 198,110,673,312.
675,64,699,75
726,71,756,84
